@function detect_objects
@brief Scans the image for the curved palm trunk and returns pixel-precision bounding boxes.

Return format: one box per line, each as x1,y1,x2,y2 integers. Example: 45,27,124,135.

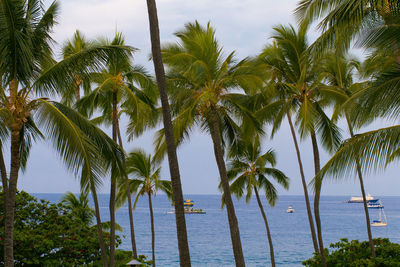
117,125,138,258
345,114,376,258
145,1,191,266
286,113,319,253
310,130,327,267
91,184,108,266
210,107,245,267
4,131,21,267
148,192,156,266
253,187,275,267
109,91,118,267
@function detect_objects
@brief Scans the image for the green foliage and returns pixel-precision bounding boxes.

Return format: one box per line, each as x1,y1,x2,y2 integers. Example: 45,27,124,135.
303,238,400,266
117,149,172,209
89,251,152,267
0,190,120,266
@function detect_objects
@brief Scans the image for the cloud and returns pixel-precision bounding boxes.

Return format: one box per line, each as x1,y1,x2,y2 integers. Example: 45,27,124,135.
47,0,298,60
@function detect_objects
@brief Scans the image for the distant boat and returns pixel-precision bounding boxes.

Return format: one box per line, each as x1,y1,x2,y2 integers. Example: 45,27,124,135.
167,199,206,214
368,200,384,209
371,206,387,227
286,206,295,213
347,194,378,203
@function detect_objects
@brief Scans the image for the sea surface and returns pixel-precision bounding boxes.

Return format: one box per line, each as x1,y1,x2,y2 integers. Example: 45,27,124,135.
33,194,400,266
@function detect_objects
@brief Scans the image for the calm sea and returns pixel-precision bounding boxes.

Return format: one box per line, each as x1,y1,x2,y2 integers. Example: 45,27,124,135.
33,194,400,266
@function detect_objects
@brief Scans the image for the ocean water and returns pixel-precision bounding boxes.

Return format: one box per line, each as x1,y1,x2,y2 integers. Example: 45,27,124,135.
33,194,400,266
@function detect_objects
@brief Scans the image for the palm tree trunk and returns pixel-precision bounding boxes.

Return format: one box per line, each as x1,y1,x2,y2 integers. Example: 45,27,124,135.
4,131,21,267
145,1,191,266
109,91,118,267
91,183,108,266
0,145,8,196
117,124,138,258
310,130,327,267
0,145,8,220
253,187,275,267
345,114,376,258
209,106,245,267
286,113,319,253
148,192,156,267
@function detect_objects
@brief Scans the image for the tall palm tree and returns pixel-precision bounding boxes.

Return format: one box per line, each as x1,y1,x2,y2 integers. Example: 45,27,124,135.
144,1,192,265
0,1,128,265
61,30,113,265
258,23,342,266
76,32,155,266
225,137,289,267
118,149,172,267
320,52,376,257
158,21,264,266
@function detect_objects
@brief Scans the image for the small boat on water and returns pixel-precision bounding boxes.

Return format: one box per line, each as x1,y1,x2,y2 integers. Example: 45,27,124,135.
167,199,206,214
368,200,384,209
286,206,295,213
347,194,379,203
371,207,387,227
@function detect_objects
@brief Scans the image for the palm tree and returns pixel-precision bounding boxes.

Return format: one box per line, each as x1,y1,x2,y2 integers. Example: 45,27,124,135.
118,149,172,267
258,23,342,266
61,30,93,104
144,1,192,265
158,21,264,266
61,191,95,225
61,30,113,265
320,52,376,257
225,137,289,267
76,32,155,265
295,0,400,60
0,1,128,265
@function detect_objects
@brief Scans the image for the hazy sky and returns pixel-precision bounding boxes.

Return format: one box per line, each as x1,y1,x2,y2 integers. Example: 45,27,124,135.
11,0,399,196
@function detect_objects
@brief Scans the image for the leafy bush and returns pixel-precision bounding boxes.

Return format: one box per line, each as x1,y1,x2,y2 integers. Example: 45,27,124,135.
303,238,400,266
0,190,120,266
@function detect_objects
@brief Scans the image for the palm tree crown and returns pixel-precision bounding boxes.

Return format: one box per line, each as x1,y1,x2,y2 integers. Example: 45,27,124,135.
227,138,289,205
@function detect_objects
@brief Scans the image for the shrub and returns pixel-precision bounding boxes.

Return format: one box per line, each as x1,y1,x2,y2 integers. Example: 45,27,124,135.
303,238,400,266
0,190,120,266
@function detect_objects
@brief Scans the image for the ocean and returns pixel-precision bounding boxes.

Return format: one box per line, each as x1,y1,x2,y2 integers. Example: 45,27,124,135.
33,194,400,266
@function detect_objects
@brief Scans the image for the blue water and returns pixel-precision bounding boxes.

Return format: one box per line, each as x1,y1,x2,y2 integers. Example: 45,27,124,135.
33,194,400,266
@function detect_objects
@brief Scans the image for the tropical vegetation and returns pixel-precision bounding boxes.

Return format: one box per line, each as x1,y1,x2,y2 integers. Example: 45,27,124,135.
225,136,289,267
117,149,172,267
303,238,400,266
0,190,120,266
0,0,400,266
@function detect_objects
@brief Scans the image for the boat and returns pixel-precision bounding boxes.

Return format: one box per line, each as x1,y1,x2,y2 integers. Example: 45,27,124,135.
347,194,379,203
371,206,387,227
368,200,384,209
184,207,206,214
286,206,295,213
167,199,206,214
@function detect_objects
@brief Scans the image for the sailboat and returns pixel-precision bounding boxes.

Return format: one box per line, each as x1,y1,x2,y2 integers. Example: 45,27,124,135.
371,206,387,227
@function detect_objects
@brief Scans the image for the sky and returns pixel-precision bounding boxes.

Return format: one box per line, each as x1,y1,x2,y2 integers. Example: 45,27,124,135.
10,0,399,196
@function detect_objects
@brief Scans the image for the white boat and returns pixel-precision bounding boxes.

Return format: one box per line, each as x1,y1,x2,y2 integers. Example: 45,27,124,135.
371,207,387,227
286,206,295,213
347,194,378,203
